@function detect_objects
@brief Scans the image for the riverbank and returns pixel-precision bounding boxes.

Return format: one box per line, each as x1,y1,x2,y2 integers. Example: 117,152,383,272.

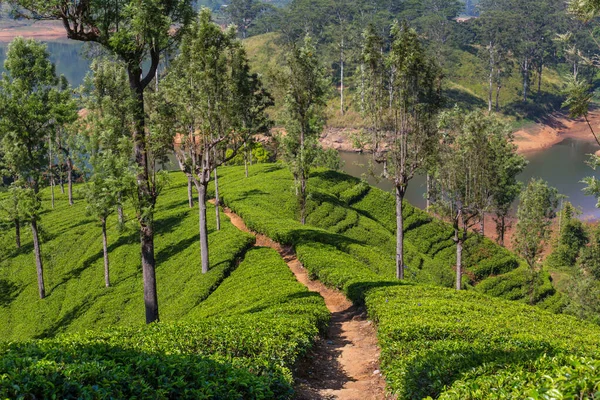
318,111,600,155
0,21,66,42
513,111,600,154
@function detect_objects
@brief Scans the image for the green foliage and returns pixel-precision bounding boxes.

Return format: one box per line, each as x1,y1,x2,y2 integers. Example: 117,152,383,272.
514,178,558,271
365,284,600,399
0,245,328,399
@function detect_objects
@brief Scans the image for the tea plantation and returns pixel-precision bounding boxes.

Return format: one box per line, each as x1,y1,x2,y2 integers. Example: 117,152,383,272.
1,164,600,399
216,163,600,399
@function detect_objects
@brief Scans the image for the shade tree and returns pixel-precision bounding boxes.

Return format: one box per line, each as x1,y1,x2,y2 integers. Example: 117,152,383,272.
8,0,195,323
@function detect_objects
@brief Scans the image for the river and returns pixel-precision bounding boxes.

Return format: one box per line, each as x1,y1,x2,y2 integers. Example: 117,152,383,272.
339,137,600,219
1,40,598,218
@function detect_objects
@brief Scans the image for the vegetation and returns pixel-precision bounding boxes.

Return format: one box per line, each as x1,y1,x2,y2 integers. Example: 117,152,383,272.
0,174,254,341
0,246,328,399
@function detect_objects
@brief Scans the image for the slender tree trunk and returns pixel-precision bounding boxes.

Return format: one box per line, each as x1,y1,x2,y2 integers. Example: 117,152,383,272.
196,180,210,274
49,137,55,209
102,218,110,288
67,157,74,206
537,63,542,94
426,173,431,211
128,67,158,324
529,265,536,305
244,142,249,178
360,62,365,114
340,37,345,115
455,230,463,291
59,165,65,194
495,80,501,112
480,211,485,236
488,42,494,113
214,166,221,231
15,219,20,249
396,185,405,280
31,219,45,299
187,175,194,208
299,124,307,224
117,194,124,226
522,58,530,101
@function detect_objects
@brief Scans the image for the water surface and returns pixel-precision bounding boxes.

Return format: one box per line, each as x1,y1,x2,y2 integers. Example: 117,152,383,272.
339,137,600,219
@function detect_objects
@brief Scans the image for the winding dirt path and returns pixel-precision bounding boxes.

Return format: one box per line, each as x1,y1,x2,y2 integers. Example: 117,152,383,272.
215,202,390,400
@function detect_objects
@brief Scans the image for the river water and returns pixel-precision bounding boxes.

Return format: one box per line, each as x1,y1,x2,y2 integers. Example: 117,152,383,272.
1,40,599,218
339,137,600,219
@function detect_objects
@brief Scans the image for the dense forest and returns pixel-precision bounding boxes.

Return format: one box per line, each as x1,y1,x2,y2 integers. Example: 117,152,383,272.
1,0,600,399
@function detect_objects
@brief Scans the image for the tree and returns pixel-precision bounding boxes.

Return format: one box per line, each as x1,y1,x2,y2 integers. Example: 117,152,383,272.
513,178,558,304
360,22,441,280
164,10,269,273
225,0,272,39
229,39,273,178
435,109,497,290
80,59,137,288
8,0,195,322
280,34,329,225
487,118,527,245
0,37,74,299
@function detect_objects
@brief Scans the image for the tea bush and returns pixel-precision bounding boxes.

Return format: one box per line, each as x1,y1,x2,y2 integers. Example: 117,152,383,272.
365,284,600,399
0,173,255,341
0,247,329,399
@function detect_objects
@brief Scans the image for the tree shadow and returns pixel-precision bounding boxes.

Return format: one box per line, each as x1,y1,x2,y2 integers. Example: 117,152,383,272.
401,344,555,399
155,235,199,265
444,88,486,110
33,297,95,339
0,279,21,307
155,214,186,236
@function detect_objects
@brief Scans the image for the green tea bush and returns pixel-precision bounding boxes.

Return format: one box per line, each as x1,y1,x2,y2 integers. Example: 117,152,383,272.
0,173,255,341
0,247,329,399
365,285,600,399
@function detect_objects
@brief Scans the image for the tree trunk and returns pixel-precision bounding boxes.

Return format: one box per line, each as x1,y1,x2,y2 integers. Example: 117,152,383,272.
495,80,501,112
537,63,542,94
128,66,159,324
498,215,505,247
480,211,485,236
522,58,530,101
426,173,431,211
300,173,307,225
102,218,110,288
67,157,74,206
214,167,221,231
59,164,65,194
31,219,45,299
360,62,365,114
340,37,345,115
117,199,124,226
488,42,494,113
455,231,463,291
49,136,55,209
197,181,210,274
187,175,194,208
244,142,249,178
396,185,405,280
15,219,20,249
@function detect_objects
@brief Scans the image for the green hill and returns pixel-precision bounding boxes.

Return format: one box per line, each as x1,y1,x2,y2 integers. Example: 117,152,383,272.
1,165,599,399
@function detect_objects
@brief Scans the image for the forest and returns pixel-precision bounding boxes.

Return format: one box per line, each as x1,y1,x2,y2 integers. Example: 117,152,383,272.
1,0,600,399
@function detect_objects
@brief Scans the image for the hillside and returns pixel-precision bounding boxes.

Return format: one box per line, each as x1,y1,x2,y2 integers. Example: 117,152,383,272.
1,166,599,398
243,32,568,131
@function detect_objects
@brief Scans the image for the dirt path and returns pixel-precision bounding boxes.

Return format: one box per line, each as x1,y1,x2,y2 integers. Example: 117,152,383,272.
215,202,389,400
